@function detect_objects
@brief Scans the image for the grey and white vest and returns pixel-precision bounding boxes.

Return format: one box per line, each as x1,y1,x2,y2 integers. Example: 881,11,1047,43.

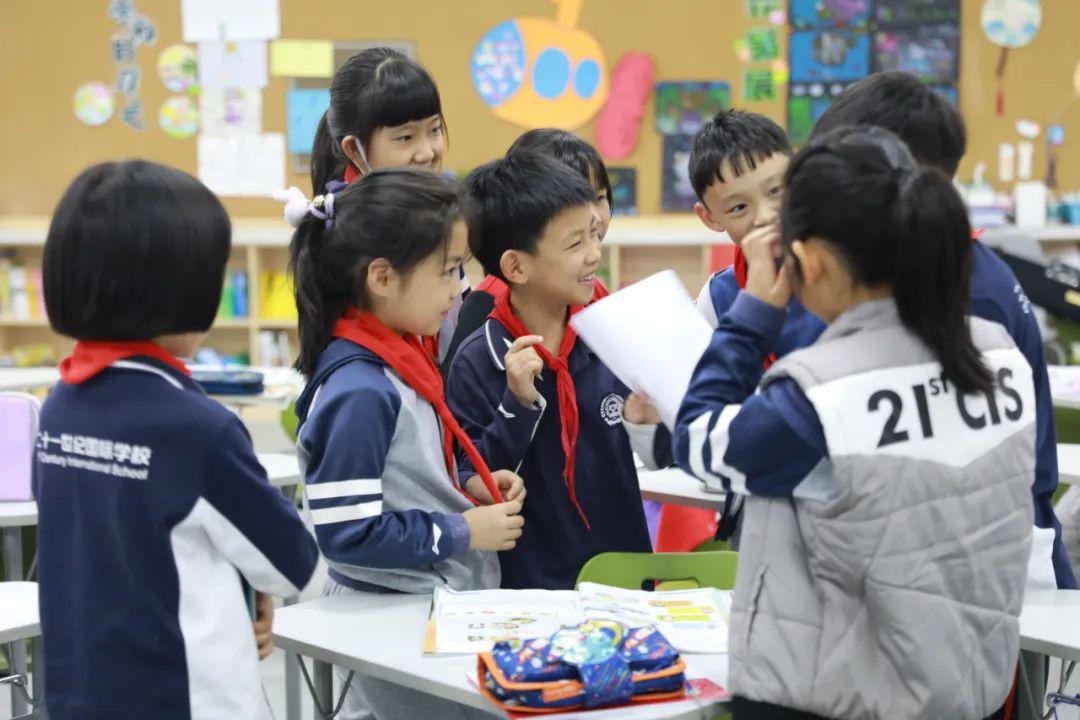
729,299,1035,720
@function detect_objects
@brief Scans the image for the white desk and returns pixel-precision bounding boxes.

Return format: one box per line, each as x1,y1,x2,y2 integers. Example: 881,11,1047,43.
257,452,302,489
638,468,726,512
0,368,58,393
0,582,43,717
1057,444,1080,487
1018,590,1080,720
273,592,730,720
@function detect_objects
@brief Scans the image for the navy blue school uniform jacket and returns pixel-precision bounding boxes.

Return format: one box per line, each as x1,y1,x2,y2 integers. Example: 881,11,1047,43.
696,242,1077,590
447,319,669,590
33,357,319,720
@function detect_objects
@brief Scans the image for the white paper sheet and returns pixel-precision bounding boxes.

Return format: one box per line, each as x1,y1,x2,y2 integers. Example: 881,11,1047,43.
571,271,713,429
199,87,262,136
198,134,285,197
181,0,280,42
198,40,268,89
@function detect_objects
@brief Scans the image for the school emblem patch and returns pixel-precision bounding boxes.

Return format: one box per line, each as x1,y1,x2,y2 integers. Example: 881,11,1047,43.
600,393,625,426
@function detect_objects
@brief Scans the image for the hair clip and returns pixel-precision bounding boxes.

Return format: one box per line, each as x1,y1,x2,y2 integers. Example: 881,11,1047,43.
275,187,335,229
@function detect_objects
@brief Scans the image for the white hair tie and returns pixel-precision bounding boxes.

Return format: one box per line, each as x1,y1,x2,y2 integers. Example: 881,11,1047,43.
273,187,336,229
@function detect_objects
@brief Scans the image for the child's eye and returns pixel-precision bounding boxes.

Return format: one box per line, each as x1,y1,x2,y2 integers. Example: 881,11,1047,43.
432,125,444,136
596,194,608,204
769,186,784,196
395,135,412,143
567,241,582,250
728,203,747,214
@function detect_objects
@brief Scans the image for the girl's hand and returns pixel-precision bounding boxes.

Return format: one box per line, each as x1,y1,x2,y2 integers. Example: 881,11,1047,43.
742,226,792,310
466,470,526,505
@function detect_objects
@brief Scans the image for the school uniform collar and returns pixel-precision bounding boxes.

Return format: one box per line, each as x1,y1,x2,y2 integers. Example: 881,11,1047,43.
481,317,596,374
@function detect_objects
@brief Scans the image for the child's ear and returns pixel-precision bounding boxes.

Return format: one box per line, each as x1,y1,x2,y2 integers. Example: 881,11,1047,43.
694,202,725,234
365,258,395,300
499,250,529,286
341,136,367,172
790,240,822,286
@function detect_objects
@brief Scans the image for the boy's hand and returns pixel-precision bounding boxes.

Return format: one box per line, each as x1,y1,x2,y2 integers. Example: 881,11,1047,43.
466,470,527,505
464,500,525,551
505,335,544,406
742,226,792,310
623,393,661,425
252,591,275,660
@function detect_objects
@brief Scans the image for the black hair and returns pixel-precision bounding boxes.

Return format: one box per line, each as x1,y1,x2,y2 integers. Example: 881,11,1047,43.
310,48,445,193
810,71,966,177
461,152,595,281
688,109,793,203
507,129,613,210
44,160,230,342
290,169,461,376
781,126,992,395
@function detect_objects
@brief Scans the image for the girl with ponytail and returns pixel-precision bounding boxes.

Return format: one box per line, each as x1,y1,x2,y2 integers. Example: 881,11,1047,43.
674,126,1035,720
304,47,468,363
288,169,524,719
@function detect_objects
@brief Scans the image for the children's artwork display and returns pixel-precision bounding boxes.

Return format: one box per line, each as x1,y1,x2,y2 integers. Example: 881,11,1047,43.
787,0,961,144
607,167,638,216
471,0,608,129
661,134,697,213
73,83,116,126
654,82,731,136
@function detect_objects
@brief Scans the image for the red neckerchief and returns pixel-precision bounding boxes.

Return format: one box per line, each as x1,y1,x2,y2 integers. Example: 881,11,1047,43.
489,292,590,528
477,275,610,301
343,164,443,360
732,246,778,370
332,308,502,506
60,341,190,385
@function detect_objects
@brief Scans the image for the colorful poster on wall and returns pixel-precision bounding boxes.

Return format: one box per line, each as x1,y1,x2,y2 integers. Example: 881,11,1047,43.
747,27,780,61
159,96,199,139
789,30,871,82
286,88,331,154
746,0,783,19
654,82,730,136
607,167,638,217
181,0,280,42
789,0,871,29
874,0,960,24
786,0,962,145
158,44,198,94
200,87,262,135
73,82,116,126
873,23,959,83
470,1,609,129
744,69,778,102
270,40,334,77
198,40,268,89
661,135,697,213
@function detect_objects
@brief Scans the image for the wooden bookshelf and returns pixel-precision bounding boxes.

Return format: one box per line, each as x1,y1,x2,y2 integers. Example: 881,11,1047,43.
0,215,730,366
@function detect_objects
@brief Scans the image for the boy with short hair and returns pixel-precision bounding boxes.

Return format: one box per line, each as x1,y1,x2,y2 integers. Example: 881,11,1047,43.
448,152,666,590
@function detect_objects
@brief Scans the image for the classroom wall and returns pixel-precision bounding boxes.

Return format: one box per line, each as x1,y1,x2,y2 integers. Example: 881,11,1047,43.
2,0,1079,219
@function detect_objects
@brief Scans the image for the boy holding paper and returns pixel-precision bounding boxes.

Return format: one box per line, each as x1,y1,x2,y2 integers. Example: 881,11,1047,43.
447,152,667,590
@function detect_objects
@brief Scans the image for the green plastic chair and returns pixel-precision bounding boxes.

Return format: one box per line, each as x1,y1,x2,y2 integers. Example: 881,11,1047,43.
574,550,738,591
280,400,299,442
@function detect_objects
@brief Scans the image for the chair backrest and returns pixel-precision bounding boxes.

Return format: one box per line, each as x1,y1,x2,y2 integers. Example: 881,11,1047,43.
0,393,41,501
575,551,738,591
